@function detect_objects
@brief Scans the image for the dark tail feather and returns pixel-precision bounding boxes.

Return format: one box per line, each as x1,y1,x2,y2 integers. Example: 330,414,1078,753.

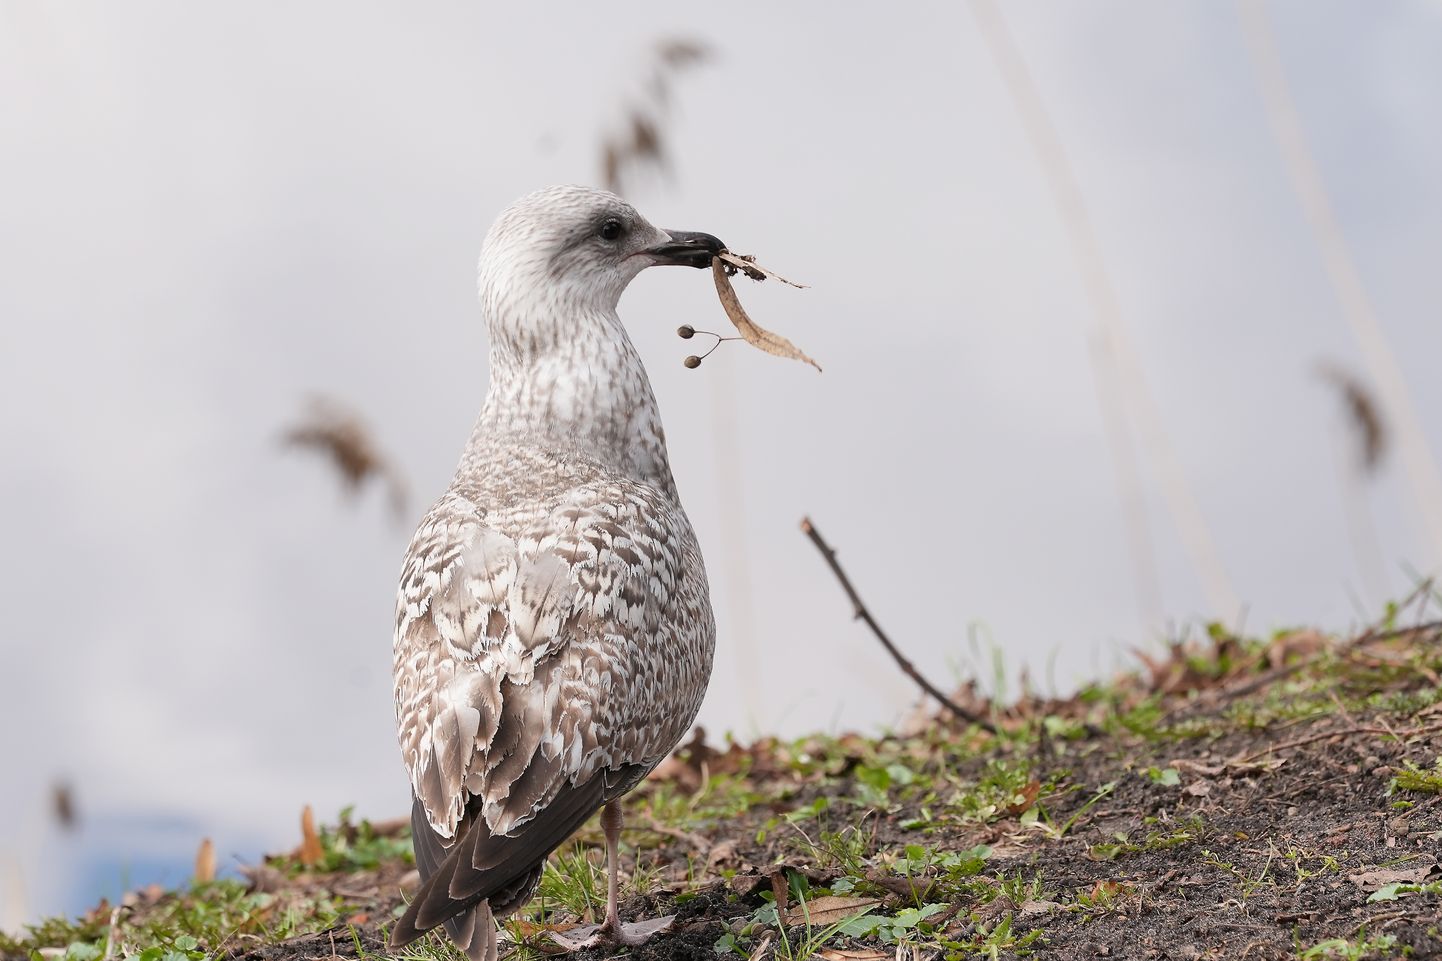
449,903,496,961
392,764,646,951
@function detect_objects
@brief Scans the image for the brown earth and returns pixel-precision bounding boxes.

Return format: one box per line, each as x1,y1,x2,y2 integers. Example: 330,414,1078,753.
8,621,1441,961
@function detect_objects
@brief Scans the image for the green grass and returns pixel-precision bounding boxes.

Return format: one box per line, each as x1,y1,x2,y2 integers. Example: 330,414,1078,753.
0,881,350,961
1389,759,1442,796
1296,932,1403,960
1087,814,1210,861
269,807,414,874
7,599,1441,961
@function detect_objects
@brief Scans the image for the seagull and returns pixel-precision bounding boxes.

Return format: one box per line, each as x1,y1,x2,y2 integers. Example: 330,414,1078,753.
388,186,722,961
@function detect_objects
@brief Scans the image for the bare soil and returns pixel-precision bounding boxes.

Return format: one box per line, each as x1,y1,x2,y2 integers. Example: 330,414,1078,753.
9,623,1441,961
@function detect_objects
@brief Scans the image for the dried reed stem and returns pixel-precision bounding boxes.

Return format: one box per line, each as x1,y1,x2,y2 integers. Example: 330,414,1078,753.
969,0,1241,625
1238,0,1442,571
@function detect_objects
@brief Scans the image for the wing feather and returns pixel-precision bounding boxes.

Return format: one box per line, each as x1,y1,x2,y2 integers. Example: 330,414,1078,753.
390,479,712,947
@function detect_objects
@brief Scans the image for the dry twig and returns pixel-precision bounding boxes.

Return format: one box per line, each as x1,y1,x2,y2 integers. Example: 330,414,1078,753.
639,813,713,855
800,517,998,734
1233,719,1442,766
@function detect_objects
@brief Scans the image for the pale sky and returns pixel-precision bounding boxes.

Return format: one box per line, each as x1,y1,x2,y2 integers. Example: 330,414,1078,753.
3,0,1441,927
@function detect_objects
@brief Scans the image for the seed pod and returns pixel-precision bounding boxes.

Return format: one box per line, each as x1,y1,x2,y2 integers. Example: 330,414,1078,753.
677,325,695,339
710,259,820,371
683,355,702,369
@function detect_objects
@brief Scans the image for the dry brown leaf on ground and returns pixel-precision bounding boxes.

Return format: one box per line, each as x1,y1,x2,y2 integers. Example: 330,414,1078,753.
817,950,888,961
1348,860,1437,891
240,863,288,894
705,838,744,872
1004,779,1042,816
782,896,882,927
710,257,820,371
1266,628,1328,669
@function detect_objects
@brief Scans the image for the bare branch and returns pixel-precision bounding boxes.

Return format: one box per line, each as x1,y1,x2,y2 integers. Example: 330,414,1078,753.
800,517,998,735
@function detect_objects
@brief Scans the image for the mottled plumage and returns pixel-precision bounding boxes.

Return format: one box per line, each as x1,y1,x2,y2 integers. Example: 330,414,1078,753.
389,186,721,960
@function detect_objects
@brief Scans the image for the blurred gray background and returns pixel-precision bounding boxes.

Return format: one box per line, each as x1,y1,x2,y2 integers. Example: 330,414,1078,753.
3,0,1440,929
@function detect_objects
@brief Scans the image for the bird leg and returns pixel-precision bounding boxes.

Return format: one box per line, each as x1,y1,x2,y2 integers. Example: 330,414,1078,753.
597,801,669,945
599,802,629,938
547,802,674,952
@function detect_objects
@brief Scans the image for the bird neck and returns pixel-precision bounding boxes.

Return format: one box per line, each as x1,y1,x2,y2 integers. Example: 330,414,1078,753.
464,304,678,498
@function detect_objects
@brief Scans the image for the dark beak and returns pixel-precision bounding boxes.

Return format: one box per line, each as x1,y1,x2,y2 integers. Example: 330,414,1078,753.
648,229,726,269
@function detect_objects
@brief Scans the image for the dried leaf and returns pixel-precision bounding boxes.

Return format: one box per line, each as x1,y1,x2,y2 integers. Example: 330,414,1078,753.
239,863,287,894
770,869,790,912
1266,629,1328,669
716,250,808,288
727,871,768,897
711,257,820,371
706,838,743,871
1169,758,1226,778
193,837,215,883
298,804,323,867
649,754,699,791
1349,860,1437,891
782,896,882,927
1004,779,1042,815
818,950,888,961
973,896,1017,922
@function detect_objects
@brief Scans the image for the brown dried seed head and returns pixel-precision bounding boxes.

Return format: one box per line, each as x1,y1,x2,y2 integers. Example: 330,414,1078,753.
683,355,702,369
677,325,695,339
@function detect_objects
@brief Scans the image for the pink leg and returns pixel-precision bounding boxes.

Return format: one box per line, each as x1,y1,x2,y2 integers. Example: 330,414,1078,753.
548,802,674,952
598,802,648,945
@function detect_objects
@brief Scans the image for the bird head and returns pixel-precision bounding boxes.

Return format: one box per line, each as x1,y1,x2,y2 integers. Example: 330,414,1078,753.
477,186,724,327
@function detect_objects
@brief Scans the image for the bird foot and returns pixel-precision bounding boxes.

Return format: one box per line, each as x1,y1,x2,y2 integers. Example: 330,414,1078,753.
548,915,675,951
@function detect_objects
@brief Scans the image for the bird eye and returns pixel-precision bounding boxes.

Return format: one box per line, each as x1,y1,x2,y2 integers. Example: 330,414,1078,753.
599,218,624,241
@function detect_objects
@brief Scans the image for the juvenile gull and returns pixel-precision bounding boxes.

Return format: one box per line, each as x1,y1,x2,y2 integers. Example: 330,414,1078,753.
388,186,722,960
